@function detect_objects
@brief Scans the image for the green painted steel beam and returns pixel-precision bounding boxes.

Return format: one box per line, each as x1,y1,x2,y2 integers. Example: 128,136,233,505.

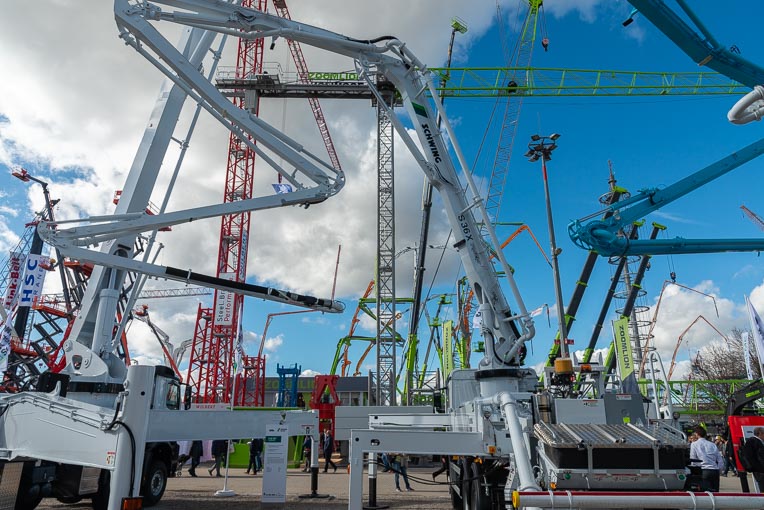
429,67,746,97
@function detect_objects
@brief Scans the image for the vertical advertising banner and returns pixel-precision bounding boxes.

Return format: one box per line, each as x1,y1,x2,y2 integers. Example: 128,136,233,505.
442,320,454,379
262,423,288,503
613,317,634,380
2,252,25,309
213,272,236,327
17,254,48,308
746,296,764,378
613,317,638,394
0,313,14,373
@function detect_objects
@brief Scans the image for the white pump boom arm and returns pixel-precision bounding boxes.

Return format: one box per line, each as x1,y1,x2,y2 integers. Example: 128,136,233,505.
108,0,535,367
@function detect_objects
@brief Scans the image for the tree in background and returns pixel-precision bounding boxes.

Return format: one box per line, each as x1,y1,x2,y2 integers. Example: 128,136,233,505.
693,328,761,382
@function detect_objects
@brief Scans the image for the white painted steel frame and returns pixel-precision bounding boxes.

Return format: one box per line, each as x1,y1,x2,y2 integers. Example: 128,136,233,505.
347,428,487,510
0,366,320,510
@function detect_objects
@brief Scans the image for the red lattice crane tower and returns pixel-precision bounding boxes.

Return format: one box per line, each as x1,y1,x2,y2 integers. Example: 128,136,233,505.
186,0,342,405
186,0,266,405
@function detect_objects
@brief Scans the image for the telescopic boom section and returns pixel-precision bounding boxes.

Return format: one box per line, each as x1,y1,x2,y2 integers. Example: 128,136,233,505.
119,0,534,367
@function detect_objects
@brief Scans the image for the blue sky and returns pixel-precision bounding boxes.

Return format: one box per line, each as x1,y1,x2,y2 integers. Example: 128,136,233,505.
1,1,764,386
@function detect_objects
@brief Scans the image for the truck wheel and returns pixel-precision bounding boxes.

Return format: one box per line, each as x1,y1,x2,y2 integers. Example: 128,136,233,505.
469,463,490,510
91,470,110,510
55,496,82,504
460,459,471,510
14,492,42,510
448,461,462,509
141,460,168,507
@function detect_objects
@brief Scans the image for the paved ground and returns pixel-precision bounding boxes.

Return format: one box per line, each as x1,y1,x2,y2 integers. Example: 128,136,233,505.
36,463,454,509
34,464,759,509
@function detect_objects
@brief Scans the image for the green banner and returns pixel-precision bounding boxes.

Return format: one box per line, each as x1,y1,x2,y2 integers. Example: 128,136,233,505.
443,320,454,379
613,317,635,382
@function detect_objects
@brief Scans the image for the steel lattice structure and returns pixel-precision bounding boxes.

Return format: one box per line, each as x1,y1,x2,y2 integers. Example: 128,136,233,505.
375,95,396,406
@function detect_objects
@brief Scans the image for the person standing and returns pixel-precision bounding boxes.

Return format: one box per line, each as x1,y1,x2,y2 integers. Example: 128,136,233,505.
741,426,764,491
247,438,263,475
322,428,337,473
188,440,203,477
302,435,312,472
209,439,227,477
689,426,724,491
391,453,414,492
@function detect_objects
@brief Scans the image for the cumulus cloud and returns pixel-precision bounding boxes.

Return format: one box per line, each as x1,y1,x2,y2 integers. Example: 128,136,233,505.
0,219,20,255
630,278,764,380
263,334,284,353
300,368,321,377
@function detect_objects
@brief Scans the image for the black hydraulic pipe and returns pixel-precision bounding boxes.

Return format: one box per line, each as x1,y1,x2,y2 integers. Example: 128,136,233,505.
163,266,343,312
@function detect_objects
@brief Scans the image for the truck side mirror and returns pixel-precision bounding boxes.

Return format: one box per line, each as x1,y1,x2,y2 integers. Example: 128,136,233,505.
184,385,192,410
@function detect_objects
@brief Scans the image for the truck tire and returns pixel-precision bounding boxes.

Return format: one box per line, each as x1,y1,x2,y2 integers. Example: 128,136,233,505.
460,459,471,510
469,463,490,510
14,493,42,510
141,459,168,507
55,496,82,504
91,470,110,510
448,461,463,509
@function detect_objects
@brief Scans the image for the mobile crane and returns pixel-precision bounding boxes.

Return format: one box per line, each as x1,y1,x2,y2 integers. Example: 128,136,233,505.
2,2,764,510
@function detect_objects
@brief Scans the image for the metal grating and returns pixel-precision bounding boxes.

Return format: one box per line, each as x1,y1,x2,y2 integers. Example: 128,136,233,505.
535,422,688,449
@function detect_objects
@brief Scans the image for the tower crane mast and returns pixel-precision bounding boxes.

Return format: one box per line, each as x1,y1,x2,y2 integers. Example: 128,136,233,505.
186,0,265,405
186,0,341,405
481,0,545,232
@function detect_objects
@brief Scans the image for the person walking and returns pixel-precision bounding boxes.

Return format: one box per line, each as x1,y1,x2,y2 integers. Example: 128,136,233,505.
432,455,447,480
717,436,737,477
741,426,764,491
322,428,337,473
188,440,203,477
302,435,312,472
391,453,414,492
689,426,724,492
209,439,227,477
247,438,263,475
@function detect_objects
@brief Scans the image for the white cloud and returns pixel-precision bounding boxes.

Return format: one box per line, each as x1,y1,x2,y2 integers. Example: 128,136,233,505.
0,218,20,254
0,206,18,217
263,334,284,353
642,280,750,377
300,368,321,377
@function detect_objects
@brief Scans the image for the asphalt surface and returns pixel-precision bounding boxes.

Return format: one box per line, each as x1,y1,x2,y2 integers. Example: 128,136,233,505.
34,464,759,509
36,463,454,509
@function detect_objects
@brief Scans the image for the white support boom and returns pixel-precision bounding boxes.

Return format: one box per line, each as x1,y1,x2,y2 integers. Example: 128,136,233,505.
106,0,533,373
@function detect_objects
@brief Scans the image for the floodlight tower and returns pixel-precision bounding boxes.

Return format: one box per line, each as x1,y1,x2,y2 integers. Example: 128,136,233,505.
525,134,572,370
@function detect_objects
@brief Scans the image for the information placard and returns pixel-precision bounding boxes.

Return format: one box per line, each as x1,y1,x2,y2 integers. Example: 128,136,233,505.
261,423,288,503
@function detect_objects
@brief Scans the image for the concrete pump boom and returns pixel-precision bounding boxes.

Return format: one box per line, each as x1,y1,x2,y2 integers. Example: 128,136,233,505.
109,0,536,371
